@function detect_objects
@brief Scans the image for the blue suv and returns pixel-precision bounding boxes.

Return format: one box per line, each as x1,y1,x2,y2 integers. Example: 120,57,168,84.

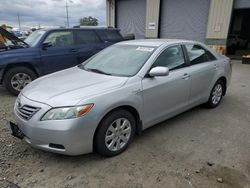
0,27,124,95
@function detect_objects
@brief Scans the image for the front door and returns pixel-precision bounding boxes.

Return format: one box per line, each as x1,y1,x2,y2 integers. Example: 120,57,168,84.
40,30,78,74
142,45,191,128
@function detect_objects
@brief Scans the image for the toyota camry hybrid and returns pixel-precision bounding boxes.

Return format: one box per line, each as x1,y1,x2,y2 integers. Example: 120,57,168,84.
10,39,232,156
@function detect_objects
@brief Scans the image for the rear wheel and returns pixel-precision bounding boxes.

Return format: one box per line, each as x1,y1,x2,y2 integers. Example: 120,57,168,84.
206,80,225,108
94,109,136,157
3,67,37,95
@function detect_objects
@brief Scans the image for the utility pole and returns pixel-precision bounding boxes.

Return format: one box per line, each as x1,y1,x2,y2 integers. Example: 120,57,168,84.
65,0,69,27
18,14,21,30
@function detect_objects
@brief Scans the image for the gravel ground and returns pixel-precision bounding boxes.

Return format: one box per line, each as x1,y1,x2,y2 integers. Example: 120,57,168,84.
0,61,250,188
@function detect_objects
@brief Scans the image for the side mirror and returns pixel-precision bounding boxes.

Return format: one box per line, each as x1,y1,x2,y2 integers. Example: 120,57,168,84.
148,66,169,77
42,42,52,49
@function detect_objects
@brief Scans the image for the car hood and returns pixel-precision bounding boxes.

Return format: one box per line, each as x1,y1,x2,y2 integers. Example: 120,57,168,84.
0,27,28,48
22,67,128,107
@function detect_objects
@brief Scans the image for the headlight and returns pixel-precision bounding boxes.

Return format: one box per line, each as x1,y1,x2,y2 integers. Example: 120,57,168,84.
41,104,93,121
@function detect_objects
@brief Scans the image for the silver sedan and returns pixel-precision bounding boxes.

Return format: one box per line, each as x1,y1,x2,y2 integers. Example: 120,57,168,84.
11,39,232,156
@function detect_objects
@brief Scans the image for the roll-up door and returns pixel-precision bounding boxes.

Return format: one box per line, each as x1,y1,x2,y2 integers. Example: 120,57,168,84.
160,0,210,42
116,0,146,39
234,0,250,9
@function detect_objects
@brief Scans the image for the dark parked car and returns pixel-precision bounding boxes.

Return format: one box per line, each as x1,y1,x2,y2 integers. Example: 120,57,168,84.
0,27,124,95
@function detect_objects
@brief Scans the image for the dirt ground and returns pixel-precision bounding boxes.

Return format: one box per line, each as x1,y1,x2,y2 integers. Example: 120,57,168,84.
0,61,250,188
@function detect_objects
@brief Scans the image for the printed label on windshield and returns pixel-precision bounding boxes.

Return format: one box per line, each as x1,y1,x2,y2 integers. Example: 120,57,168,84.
136,47,155,52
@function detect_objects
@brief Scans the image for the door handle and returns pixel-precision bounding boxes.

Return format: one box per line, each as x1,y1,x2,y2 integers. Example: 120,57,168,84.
182,73,190,80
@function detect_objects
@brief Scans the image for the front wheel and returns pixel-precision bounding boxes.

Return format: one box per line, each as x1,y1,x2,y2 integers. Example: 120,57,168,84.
3,67,37,95
94,109,136,157
206,80,225,108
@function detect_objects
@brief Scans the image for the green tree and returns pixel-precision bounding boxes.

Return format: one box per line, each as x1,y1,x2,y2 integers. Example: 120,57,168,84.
80,16,98,26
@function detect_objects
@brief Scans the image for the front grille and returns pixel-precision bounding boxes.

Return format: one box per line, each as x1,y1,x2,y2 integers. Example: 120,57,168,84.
16,105,40,120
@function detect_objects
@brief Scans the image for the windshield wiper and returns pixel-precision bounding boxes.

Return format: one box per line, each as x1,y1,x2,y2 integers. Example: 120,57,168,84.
86,68,112,75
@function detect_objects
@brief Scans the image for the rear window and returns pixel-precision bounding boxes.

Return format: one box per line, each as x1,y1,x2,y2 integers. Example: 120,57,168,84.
76,30,101,44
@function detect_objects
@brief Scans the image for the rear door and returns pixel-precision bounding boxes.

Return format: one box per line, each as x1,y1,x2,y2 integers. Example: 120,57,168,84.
40,30,78,74
184,44,218,105
75,30,105,64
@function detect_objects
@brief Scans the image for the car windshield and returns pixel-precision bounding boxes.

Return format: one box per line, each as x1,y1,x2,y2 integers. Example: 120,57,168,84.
25,30,45,46
80,44,156,76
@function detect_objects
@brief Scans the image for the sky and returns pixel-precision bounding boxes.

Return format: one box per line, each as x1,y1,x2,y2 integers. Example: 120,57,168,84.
0,0,106,29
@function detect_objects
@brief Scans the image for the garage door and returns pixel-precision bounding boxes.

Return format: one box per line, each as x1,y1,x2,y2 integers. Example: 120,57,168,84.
234,0,250,9
116,0,146,39
160,0,210,42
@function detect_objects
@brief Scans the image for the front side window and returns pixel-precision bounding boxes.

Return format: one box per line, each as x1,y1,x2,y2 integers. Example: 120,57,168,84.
43,31,74,47
185,44,216,65
76,30,101,44
152,45,185,70
80,45,156,76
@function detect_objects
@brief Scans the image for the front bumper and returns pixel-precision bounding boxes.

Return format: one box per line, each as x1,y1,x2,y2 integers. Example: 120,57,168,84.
13,94,98,155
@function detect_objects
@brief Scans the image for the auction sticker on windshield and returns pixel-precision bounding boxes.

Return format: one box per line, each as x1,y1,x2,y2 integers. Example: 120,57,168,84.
136,47,155,52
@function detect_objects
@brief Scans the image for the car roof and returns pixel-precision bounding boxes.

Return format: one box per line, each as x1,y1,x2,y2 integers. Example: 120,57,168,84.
38,27,119,32
118,39,195,47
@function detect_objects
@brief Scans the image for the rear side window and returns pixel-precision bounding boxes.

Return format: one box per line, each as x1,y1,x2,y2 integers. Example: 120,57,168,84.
102,30,123,42
76,30,101,44
185,44,216,65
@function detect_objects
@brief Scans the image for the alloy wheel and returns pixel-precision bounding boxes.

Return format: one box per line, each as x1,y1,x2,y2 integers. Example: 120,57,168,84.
211,83,223,105
105,118,132,152
11,73,32,91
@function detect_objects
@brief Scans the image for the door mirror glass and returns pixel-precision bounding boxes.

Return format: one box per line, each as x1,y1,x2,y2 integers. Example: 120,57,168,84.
148,66,169,77
42,42,53,49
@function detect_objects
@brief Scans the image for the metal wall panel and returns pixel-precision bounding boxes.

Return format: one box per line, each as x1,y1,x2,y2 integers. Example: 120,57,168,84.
145,0,160,38
116,0,146,39
106,0,115,27
206,0,233,42
160,0,210,42
234,0,250,9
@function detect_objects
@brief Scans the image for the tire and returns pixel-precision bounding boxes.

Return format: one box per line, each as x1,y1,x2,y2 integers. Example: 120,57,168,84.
206,80,225,108
94,109,136,157
3,66,37,96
